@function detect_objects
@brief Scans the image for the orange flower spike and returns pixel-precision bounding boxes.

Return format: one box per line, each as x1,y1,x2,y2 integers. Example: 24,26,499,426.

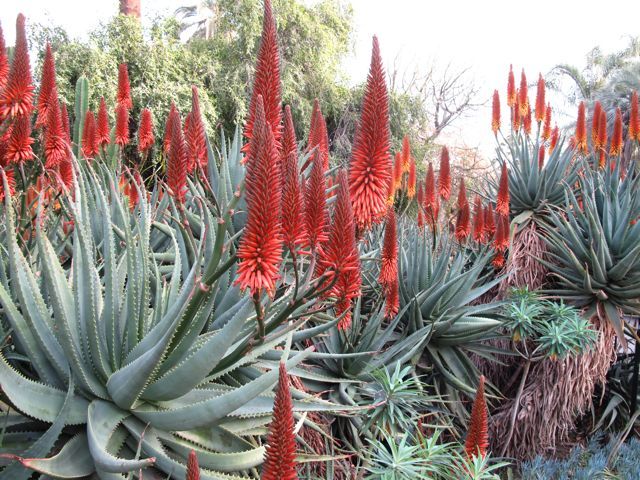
261,363,298,480
234,95,283,297
518,69,529,117
523,103,532,135
511,90,521,131
575,102,588,154
484,204,496,237
597,109,607,152
629,91,640,142
472,196,485,243
7,114,35,164
610,107,623,156
550,125,559,153
281,153,306,253
438,146,451,200
384,279,399,319
401,135,411,173
36,42,57,128
542,104,552,141
281,105,297,162
538,145,546,170
534,73,545,124
167,110,189,203
416,183,425,229
304,148,328,252
491,90,500,135
186,450,200,480
492,250,505,269
60,103,71,143
138,108,155,154
306,99,329,170
506,65,516,107
379,207,398,288
407,157,416,199
96,97,111,147
496,162,510,217
591,101,602,148
44,93,68,169
349,36,391,231
117,63,133,110
186,85,208,169
465,375,489,459
0,22,9,90
494,214,510,251
393,152,403,192
81,110,99,158
0,14,34,120
115,103,130,147
455,180,470,241
424,162,436,209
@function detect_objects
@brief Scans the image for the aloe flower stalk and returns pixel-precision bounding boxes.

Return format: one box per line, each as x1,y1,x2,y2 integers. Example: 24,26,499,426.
496,162,510,217
304,148,328,253
575,102,588,154
167,109,188,203
465,375,489,459
610,107,623,156
534,73,545,124
629,91,640,142
491,90,500,135
7,114,34,164
518,69,529,117
379,207,398,288
506,65,516,107
81,111,99,159
186,450,200,480
0,22,9,90
438,146,451,200
96,97,111,147
306,99,329,170
117,63,133,110
349,35,391,231
115,103,130,147
592,101,603,148
0,14,34,120
261,363,298,480
35,42,57,128
455,179,470,241
137,108,155,154
542,104,552,141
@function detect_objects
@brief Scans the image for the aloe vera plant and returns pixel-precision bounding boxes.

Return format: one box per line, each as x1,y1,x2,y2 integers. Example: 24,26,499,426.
0,150,348,479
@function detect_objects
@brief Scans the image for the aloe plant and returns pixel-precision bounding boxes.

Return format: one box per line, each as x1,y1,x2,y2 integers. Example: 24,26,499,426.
0,152,348,479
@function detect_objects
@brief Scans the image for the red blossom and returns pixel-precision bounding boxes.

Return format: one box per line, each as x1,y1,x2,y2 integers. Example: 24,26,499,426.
0,22,9,90
438,146,451,200
424,162,439,226
392,151,402,192
494,214,510,251
317,170,361,330
511,90,521,131
401,135,411,173
550,125,559,153
261,363,298,480
384,279,399,319
591,101,602,148
597,109,607,157
610,107,623,156
534,73,545,123
496,162,510,217
523,103,532,135
7,114,34,163
44,93,68,169
60,103,71,143
164,102,179,154
304,148,328,252
306,99,329,171
0,14,34,120
484,204,496,237
186,85,207,170
472,196,485,243
492,250,505,269
243,0,282,156
542,104,552,141
379,207,398,288
518,69,529,117
630,91,640,142
235,95,283,297
117,63,133,110
575,102,588,154
538,145,545,170
281,138,306,252
417,184,425,229
138,108,155,154
115,103,130,147
81,111,99,159
280,104,297,162
455,180,470,241
506,65,516,107
96,97,111,147
186,450,200,480
35,42,57,128
349,36,391,231
407,157,416,199
491,90,500,135
167,110,189,203
465,375,489,459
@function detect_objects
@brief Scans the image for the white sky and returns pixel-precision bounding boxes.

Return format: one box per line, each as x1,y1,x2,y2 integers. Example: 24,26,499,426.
3,0,640,156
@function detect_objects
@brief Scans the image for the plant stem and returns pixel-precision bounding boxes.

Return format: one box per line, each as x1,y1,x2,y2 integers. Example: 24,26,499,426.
253,291,265,342
501,359,531,458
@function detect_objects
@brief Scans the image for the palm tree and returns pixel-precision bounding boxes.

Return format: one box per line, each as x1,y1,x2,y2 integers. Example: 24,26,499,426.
175,0,219,40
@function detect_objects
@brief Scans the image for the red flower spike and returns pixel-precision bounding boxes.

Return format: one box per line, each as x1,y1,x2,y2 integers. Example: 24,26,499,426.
484,204,496,237
384,279,399,319
511,91,521,131
472,196,485,243
591,101,602,148
349,35,391,231
597,109,607,155
81,110,99,158
115,103,130,147
186,85,207,169
0,14,34,120
538,145,546,170
598,150,606,170
117,63,133,110
304,148,328,252
438,146,451,200
491,90,500,135
167,110,189,203
417,184,425,229
58,156,73,191
492,250,505,269
306,99,329,171
261,363,298,480
186,450,200,480
44,93,68,169
465,375,489,459
630,91,640,142
96,97,111,147
506,65,516,108
60,103,71,143
523,103,532,135
518,69,529,117
164,102,179,154
36,42,57,128
235,95,283,297
494,214,510,251
282,149,306,253
0,22,9,90
535,73,545,124
550,125,559,153
575,102,588,154
542,104,552,141
401,135,411,173
243,0,282,156
393,151,403,192
7,114,34,164
317,170,361,330
407,157,416,199
455,180,470,241
379,208,398,288
138,108,155,154
610,107,623,156
496,162,510,217
281,105,297,162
